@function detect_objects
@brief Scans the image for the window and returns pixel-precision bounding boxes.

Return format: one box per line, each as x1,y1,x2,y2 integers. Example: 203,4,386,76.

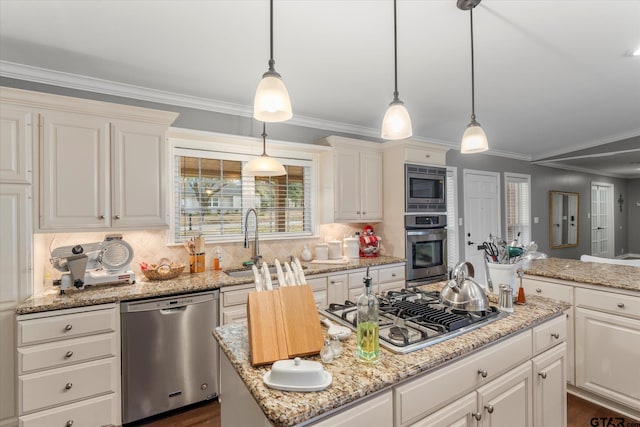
173,147,313,243
504,173,531,246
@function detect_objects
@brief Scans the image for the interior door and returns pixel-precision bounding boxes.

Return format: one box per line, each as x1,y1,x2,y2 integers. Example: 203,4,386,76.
464,170,500,286
590,182,614,257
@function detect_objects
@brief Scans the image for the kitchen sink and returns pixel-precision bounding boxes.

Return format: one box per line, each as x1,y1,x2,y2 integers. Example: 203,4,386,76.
224,264,307,278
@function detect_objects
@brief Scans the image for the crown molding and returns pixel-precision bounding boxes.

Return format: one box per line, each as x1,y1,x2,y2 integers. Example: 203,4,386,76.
532,129,640,161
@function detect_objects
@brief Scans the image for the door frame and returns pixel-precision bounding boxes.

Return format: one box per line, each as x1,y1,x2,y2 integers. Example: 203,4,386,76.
590,181,615,258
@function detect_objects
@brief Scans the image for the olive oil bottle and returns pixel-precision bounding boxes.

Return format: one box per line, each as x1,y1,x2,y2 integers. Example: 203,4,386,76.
356,267,379,362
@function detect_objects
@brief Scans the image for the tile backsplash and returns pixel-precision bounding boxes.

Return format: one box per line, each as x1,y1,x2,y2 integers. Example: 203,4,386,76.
34,223,377,296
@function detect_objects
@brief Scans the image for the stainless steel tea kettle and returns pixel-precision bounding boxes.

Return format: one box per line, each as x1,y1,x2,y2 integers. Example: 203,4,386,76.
440,261,489,312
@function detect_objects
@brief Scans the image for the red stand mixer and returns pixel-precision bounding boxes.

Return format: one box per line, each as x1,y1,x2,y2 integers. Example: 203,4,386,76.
359,225,381,257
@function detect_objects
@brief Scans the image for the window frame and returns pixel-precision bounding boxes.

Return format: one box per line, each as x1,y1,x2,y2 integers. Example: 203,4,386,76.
168,129,323,245
503,172,531,246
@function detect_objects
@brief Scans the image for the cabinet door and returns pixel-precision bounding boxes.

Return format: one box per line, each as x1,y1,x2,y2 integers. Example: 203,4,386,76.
1,184,32,424
359,150,383,221
40,110,111,230
532,343,567,427
411,391,475,427
111,121,167,228
575,307,640,410
327,274,349,306
0,104,32,184
310,390,392,427
476,361,533,427
334,150,360,221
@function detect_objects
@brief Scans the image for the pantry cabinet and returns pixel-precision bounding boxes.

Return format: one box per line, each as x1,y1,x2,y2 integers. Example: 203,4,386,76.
317,136,383,223
16,304,121,427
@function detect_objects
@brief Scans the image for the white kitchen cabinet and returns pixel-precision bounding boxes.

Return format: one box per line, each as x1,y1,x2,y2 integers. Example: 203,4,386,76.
327,273,350,306
16,304,120,426
532,343,567,427
0,103,32,184
523,276,575,385
39,110,170,230
317,136,383,223
412,391,476,427
310,390,393,427
575,288,640,411
476,361,533,427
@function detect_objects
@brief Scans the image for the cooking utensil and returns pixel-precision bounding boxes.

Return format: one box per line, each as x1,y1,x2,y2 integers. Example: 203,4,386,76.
274,259,287,286
252,264,263,291
440,261,489,312
294,257,307,284
284,262,297,285
262,262,273,291
322,318,351,340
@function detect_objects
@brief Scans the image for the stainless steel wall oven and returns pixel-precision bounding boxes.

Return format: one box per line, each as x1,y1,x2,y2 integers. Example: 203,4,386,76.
405,214,448,286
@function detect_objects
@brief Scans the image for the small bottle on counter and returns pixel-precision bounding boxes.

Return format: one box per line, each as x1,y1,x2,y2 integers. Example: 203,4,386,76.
356,267,379,362
214,247,223,271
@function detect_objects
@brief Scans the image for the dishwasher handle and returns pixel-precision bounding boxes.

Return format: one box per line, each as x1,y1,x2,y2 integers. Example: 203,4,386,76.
121,290,219,313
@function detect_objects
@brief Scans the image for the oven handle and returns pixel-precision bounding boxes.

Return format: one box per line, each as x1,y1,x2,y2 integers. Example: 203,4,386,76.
406,229,447,236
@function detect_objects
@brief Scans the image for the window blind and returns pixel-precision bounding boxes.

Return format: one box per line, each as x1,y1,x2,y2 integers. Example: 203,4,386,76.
504,173,531,246
446,168,458,269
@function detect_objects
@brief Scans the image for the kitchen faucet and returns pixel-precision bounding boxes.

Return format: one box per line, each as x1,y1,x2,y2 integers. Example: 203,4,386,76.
244,208,261,266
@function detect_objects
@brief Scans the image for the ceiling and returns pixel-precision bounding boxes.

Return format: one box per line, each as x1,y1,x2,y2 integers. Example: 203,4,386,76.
1,0,639,177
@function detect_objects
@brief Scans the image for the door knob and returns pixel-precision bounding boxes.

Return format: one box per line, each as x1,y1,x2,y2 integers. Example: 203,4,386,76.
538,371,547,379
114,215,121,220
477,369,488,378
472,412,482,421
485,404,494,414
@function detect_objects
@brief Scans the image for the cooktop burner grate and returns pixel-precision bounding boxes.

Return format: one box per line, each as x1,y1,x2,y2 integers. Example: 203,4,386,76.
392,300,471,331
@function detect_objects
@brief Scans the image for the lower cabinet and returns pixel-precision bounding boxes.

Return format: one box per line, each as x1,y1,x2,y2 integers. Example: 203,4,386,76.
532,343,567,427
476,361,533,427
16,304,121,426
310,390,393,427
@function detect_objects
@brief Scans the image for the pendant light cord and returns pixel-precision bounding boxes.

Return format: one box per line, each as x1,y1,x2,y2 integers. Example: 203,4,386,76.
393,0,399,100
268,0,275,71
469,7,476,121
261,122,267,155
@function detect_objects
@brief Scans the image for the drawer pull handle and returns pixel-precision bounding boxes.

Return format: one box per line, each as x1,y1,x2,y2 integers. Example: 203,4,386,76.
114,214,121,220
485,404,494,414
539,371,547,379
66,421,74,427
472,412,482,421
64,324,73,331
98,215,105,220
330,280,336,284
65,351,74,358
391,273,396,277
536,288,542,293
478,369,488,378
617,303,625,308
64,382,73,390
551,332,560,339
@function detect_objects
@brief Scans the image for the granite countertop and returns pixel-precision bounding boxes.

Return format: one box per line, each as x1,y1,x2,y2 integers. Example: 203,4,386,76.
16,256,405,315
213,292,569,427
523,257,640,291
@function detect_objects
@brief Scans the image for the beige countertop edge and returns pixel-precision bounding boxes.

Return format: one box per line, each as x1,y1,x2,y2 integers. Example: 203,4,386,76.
16,256,406,315
213,295,570,427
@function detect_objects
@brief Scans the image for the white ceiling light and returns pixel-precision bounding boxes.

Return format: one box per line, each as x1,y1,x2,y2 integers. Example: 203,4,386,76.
633,46,640,56
381,0,412,140
253,0,292,122
458,0,488,154
243,123,287,177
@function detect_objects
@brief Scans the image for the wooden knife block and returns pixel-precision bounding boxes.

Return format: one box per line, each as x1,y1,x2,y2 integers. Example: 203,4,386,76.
247,285,324,366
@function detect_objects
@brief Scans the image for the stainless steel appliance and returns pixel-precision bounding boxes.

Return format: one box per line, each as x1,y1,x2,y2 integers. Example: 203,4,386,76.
121,291,219,424
50,234,135,293
405,214,448,285
322,288,506,354
405,164,446,212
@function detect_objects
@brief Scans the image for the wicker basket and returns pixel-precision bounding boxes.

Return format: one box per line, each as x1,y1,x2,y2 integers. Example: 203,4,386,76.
141,258,185,281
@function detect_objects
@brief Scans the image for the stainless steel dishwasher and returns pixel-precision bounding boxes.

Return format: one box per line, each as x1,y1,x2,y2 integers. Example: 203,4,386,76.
120,290,219,424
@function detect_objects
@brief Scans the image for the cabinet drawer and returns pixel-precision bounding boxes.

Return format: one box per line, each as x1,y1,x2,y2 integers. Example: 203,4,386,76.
404,147,446,166
222,306,247,325
19,394,116,427
348,269,379,289
379,280,405,294
575,288,640,319
394,330,532,426
306,276,327,292
522,278,573,303
222,287,253,307
379,265,405,283
19,358,117,414
533,315,566,355
18,333,117,375
18,308,116,346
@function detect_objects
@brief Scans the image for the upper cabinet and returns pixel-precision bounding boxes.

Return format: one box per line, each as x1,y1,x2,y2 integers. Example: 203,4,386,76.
0,103,32,184
0,87,179,232
317,136,383,223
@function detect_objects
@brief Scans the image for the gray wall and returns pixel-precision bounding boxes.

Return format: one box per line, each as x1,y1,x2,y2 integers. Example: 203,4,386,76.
447,150,632,260
3,76,636,259
628,178,640,254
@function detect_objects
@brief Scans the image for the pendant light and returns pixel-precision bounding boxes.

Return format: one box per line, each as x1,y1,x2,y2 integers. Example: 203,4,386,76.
458,0,488,154
243,123,287,177
381,0,412,140
254,0,292,122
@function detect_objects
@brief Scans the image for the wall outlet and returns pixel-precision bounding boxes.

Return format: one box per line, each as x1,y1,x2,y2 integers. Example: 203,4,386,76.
533,217,539,224
459,218,463,226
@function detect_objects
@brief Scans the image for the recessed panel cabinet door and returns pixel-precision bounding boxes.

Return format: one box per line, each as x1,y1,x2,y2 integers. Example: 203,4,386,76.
40,110,111,230
111,121,167,228
476,361,533,427
0,104,32,184
334,149,360,221
360,150,382,221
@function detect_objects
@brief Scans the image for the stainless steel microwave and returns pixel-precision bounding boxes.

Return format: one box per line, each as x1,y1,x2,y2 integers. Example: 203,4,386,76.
405,164,446,212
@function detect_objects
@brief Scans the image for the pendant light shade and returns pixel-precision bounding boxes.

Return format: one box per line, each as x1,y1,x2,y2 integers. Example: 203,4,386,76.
458,0,488,154
254,0,292,122
243,123,287,177
381,0,412,140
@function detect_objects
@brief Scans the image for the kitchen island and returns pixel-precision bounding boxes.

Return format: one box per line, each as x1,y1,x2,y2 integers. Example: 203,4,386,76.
213,293,569,427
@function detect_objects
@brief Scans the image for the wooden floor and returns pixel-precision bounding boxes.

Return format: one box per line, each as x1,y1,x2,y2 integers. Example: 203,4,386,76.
137,394,632,427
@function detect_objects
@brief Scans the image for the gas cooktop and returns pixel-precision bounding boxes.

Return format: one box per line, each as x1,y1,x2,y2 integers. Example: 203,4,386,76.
322,288,508,354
